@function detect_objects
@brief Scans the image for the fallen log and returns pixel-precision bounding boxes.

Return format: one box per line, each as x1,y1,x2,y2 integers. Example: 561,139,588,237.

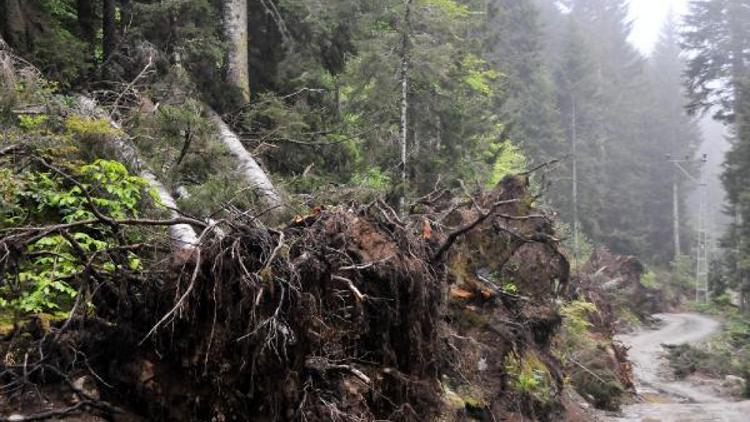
1,37,200,257
75,96,200,256
206,108,284,214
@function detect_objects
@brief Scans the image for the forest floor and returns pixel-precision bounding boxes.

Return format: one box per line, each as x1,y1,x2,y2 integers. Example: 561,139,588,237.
604,313,750,421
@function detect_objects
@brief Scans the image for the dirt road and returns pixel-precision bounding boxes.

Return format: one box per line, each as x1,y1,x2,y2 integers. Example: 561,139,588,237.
607,313,750,421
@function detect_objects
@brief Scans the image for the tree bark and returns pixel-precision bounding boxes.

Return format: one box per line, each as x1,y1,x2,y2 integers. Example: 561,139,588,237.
76,0,96,45
398,0,412,214
119,0,132,37
4,0,29,48
223,0,250,101
75,96,200,254
571,95,579,269
206,108,284,213
102,0,118,60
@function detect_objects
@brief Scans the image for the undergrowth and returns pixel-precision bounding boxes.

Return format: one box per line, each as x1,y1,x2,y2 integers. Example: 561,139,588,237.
667,300,750,395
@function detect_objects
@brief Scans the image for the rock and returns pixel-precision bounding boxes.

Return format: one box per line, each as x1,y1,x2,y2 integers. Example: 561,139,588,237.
72,375,100,401
723,375,746,397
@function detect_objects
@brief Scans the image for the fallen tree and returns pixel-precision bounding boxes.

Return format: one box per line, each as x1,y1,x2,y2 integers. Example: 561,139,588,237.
0,38,199,257
205,107,285,214
1,176,581,421
76,95,200,255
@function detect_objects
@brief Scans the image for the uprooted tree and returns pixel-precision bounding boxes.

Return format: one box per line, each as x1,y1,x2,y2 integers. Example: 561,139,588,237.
1,136,578,420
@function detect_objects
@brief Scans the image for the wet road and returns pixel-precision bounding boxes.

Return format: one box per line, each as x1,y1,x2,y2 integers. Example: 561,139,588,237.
606,313,750,422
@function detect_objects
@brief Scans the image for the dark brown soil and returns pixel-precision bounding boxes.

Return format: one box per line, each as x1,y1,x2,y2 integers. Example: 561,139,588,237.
1,176,580,421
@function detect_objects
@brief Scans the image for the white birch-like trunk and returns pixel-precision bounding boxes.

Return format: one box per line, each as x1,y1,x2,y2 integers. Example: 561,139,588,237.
2,39,200,255
224,0,250,101
399,0,413,214
75,96,200,253
206,108,284,213
571,95,579,269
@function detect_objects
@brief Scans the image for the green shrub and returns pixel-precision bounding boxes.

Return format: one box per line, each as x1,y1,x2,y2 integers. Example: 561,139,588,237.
1,159,149,315
671,254,695,290
351,166,392,192
504,352,555,405
555,299,628,410
557,300,597,359
640,270,657,289
65,116,120,139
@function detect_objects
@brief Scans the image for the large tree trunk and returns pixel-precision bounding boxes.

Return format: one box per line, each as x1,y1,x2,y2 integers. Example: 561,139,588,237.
119,0,132,37
4,0,30,48
398,0,412,214
102,0,118,59
206,108,284,213
76,0,96,66
223,0,250,101
76,0,96,45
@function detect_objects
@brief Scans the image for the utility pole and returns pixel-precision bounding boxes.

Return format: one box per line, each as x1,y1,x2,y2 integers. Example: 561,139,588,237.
673,170,681,260
667,154,709,303
695,161,708,302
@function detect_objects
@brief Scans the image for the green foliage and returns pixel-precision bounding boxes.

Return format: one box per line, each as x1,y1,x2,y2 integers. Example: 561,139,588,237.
1,158,149,315
65,116,119,138
556,299,598,363
419,0,471,18
669,302,750,387
671,254,696,290
65,116,122,160
502,280,519,294
8,234,81,313
560,300,597,337
76,159,150,218
486,140,527,186
18,114,49,131
640,270,658,289
17,0,92,85
555,299,628,410
666,343,736,379
352,167,392,192
176,172,258,217
462,55,500,96
504,352,555,404
131,0,241,110
41,0,77,21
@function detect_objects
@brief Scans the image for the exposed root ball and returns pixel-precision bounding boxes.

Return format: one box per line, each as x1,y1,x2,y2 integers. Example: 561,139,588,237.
137,207,443,420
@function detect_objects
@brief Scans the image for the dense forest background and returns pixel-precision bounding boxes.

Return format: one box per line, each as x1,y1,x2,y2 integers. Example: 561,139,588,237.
4,0,750,419
0,0,709,265
5,0,750,308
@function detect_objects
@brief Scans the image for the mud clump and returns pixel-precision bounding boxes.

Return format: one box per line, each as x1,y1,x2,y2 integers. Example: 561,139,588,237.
578,247,663,329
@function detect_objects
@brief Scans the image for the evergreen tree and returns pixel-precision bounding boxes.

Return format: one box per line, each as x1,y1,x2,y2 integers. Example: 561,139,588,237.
683,0,750,308
483,0,563,162
553,16,603,264
643,14,702,263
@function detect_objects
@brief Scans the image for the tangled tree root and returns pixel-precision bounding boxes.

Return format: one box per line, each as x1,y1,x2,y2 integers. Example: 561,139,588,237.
2,176,576,421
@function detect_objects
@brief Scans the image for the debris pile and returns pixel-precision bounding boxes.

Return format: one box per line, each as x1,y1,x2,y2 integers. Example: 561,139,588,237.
578,247,663,328
1,176,582,421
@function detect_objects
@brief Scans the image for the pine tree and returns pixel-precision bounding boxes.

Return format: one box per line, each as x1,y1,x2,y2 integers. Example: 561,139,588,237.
683,0,750,308
483,0,563,163
643,14,702,264
554,17,601,264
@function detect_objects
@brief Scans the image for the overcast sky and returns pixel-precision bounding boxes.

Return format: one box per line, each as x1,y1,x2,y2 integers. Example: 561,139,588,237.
628,0,690,55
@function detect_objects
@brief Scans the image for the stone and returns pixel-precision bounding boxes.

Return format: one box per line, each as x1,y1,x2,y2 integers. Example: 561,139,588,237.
722,375,746,397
